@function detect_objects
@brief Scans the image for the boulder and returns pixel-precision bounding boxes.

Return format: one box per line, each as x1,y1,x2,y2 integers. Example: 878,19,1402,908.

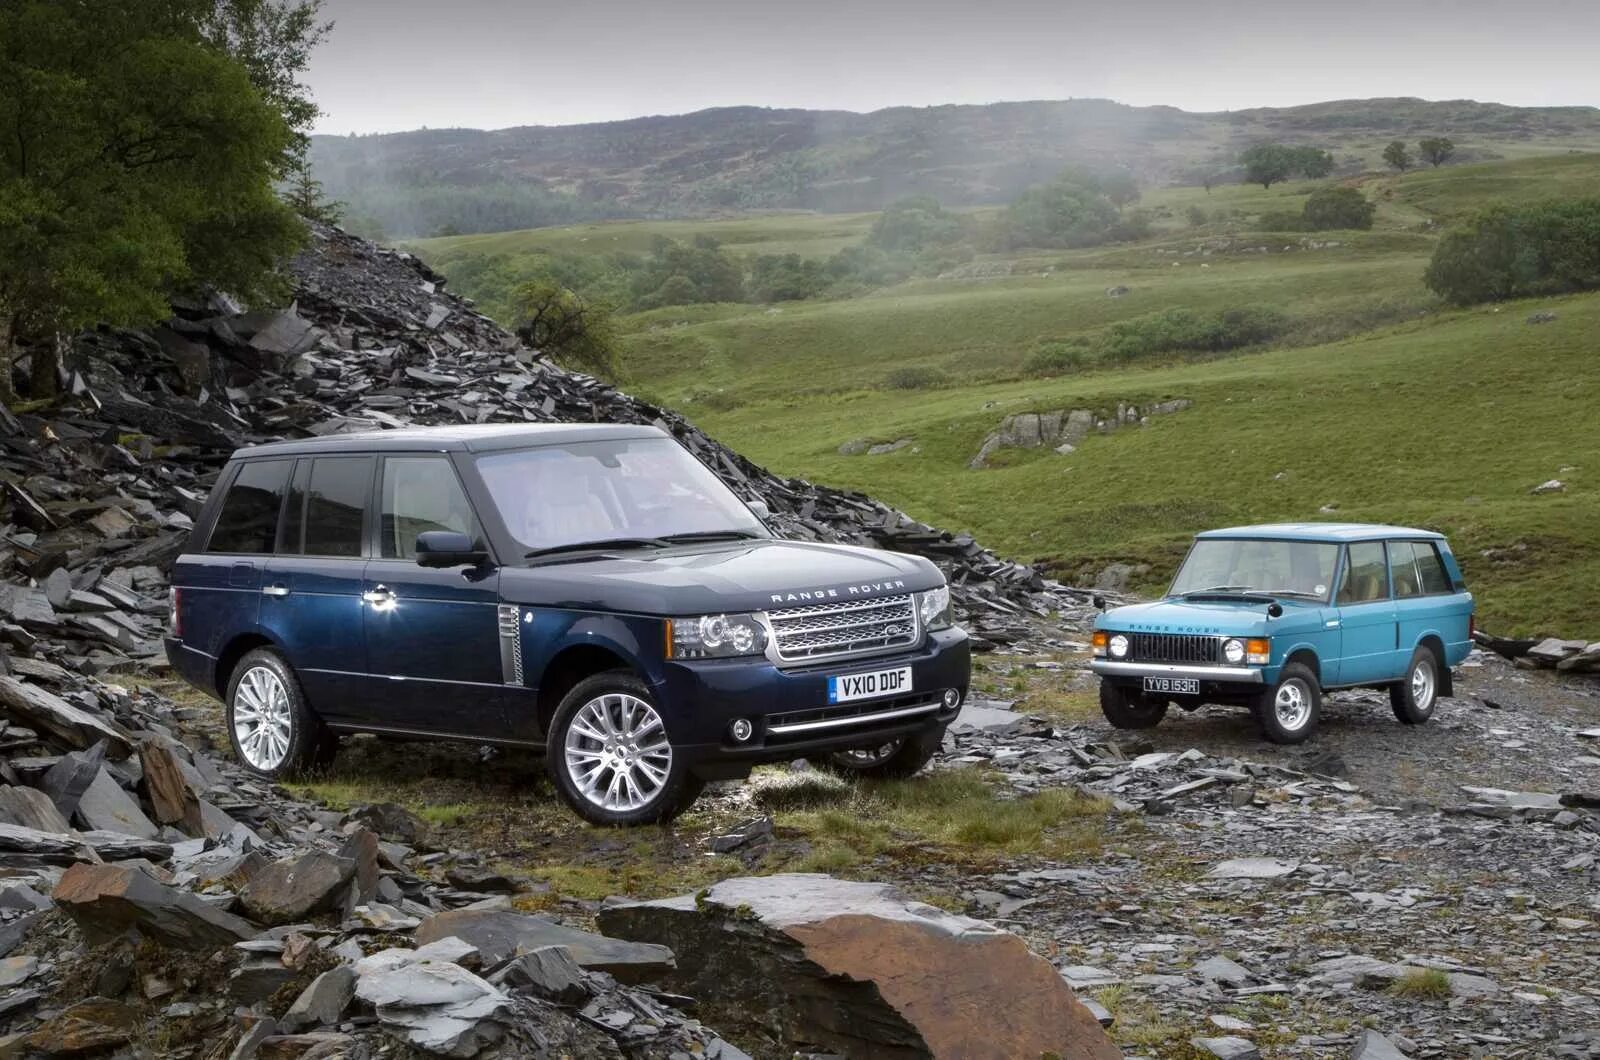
0,785,72,833
0,677,132,758
52,862,258,948
140,739,203,832
1526,637,1584,664
492,945,589,1004
37,741,110,817
415,909,674,984
355,957,508,1057
74,767,159,838
239,850,356,925
597,873,1120,1059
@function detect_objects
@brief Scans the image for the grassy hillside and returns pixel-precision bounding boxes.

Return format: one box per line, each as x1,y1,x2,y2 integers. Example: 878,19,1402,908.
413,155,1600,638
319,96,1600,236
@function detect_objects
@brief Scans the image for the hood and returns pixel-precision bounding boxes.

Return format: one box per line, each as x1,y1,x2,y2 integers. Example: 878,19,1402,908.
499,539,942,616
1096,596,1324,637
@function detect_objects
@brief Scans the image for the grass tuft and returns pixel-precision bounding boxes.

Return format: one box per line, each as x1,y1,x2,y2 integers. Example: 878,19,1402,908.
1391,967,1452,1000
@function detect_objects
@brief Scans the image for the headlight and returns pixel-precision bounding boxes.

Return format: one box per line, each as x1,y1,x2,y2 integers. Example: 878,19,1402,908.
916,584,953,632
1109,634,1130,659
668,613,767,659
1223,638,1245,665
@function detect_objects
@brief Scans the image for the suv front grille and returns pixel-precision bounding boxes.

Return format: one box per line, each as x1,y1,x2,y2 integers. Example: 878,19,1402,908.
1130,632,1222,664
766,594,918,663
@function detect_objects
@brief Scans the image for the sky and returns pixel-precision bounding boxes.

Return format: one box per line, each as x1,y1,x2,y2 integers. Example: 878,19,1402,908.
306,0,1600,135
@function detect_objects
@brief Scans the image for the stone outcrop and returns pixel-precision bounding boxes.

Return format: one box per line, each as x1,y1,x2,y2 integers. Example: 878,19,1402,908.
969,398,1192,468
598,873,1121,1059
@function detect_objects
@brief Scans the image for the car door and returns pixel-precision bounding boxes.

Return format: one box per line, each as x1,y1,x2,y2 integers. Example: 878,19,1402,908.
1333,541,1397,685
1391,540,1460,666
181,458,293,664
361,454,506,737
259,456,374,727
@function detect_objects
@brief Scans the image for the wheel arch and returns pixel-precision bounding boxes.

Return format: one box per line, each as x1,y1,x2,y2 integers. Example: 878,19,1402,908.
214,631,279,698
536,643,640,739
1413,632,1452,696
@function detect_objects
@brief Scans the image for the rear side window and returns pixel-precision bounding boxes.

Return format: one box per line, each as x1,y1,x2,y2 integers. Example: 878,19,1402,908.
208,460,292,554
1389,541,1424,598
1409,541,1452,595
303,457,373,557
1337,542,1389,603
379,456,476,560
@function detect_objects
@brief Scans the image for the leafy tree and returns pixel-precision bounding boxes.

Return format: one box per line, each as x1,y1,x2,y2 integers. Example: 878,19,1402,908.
630,236,744,307
201,0,331,170
0,0,304,401
510,279,619,377
868,196,964,253
1419,137,1456,168
747,254,828,303
1003,173,1120,248
1290,147,1335,179
1424,199,1600,305
1239,144,1297,189
1383,141,1412,173
1302,187,1376,230
1100,171,1141,209
285,158,344,224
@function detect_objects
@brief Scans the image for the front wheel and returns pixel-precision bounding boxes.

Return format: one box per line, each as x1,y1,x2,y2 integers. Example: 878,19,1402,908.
225,649,338,779
819,726,942,779
1390,647,1440,725
1255,662,1321,744
1099,682,1169,729
547,672,703,826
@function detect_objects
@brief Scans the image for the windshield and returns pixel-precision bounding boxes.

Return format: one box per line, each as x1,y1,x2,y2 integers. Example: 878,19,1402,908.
475,437,770,554
1169,538,1340,600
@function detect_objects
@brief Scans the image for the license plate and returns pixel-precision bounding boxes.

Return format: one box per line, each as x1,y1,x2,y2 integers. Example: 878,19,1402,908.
1143,676,1199,695
828,666,912,704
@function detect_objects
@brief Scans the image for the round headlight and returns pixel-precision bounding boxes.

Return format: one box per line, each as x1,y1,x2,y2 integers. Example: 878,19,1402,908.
1222,638,1245,664
699,614,729,648
1109,634,1130,659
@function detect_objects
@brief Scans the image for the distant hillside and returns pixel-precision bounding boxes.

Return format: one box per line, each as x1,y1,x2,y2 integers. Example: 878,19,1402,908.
312,97,1600,237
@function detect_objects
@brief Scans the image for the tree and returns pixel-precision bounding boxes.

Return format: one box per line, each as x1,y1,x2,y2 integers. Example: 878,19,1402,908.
200,0,331,170
1419,137,1456,168
1239,144,1297,189
1302,187,1376,230
1424,199,1600,305
1383,140,1413,173
1003,173,1120,248
285,158,344,224
867,196,964,253
1100,171,1141,209
1290,147,1335,179
510,279,619,377
0,0,305,401
629,236,744,307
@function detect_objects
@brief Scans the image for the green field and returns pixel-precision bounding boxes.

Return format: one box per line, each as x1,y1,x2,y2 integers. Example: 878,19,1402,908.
412,155,1600,638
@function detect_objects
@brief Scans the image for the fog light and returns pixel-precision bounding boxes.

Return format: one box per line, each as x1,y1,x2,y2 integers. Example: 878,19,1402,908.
942,688,962,710
729,718,753,742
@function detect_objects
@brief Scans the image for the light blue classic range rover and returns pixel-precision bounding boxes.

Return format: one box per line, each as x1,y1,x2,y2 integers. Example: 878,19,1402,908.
1090,524,1474,743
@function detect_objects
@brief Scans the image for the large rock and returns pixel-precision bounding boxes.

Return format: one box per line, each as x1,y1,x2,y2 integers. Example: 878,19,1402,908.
0,677,132,758
597,873,1121,1059
239,850,356,925
37,742,110,818
21,997,138,1055
52,862,258,948
415,909,674,983
74,767,159,838
140,739,203,832
0,785,72,833
356,955,509,1057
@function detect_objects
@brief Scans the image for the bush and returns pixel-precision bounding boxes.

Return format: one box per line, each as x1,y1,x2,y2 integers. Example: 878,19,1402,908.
1303,187,1376,230
1258,210,1309,232
1186,205,1209,227
1424,199,1600,305
883,366,947,389
1023,340,1092,376
1099,306,1290,362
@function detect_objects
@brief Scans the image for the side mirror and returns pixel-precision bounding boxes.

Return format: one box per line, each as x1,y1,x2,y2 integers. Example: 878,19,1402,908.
1093,594,1106,612
748,499,771,520
1266,602,1284,618
415,531,488,568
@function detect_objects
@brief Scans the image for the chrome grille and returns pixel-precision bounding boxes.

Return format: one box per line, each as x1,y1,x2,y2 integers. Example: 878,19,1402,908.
1130,632,1221,665
766,594,918,663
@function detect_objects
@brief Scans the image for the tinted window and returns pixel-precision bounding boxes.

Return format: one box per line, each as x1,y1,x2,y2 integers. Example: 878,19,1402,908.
208,460,291,554
280,460,309,553
304,457,372,557
380,457,475,559
1337,542,1389,603
1412,542,1452,595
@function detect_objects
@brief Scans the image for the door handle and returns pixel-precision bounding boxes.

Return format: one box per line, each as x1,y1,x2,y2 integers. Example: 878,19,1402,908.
362,585,397,611
262,585,290,598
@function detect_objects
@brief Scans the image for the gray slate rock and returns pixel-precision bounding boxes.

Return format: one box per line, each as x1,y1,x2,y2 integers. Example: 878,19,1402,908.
494,945,589,1004
281,965,358,1032
0,784,72,832
1193,1037,1260,1059
239,850,356,925
52,862,258,948
1351,1030,1412,1059
74,767,159,838
415,909,674,984
0,677,132,758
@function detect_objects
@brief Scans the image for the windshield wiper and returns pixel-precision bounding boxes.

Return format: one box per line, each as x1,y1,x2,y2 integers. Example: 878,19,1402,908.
1183,584,1255,595
1260,588,1325,599
658,530,762,543
524,537,670,560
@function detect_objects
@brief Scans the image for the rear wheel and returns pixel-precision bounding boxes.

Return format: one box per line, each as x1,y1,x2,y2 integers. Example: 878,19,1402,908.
819,726,942,779
225,649,338,779
1390,647,1440,725
1255,662,1321,744
547,671,703,826
1099,682,1169,729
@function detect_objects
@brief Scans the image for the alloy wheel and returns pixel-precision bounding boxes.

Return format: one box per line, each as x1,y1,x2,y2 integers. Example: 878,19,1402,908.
1274,678,1313,731
233,665,293,770
564,693,673,812
1411,657,1436,711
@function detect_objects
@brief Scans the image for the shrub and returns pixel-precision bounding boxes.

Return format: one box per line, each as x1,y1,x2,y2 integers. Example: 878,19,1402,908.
1023,340,1092,376
1258,210,1309,232
1099,306,1290,362
883,366,947,389
1186,205,1209,227
1424,199,1600,305
1303,187,1376,230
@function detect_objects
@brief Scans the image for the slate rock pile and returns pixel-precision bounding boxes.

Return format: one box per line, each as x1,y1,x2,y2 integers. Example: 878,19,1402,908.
1477,632,1600,675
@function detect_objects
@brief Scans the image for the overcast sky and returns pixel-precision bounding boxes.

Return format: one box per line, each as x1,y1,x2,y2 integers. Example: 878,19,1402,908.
306,0,1600,134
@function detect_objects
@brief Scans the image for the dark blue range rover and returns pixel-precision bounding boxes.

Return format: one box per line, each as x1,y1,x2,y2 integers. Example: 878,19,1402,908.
166,424,970,824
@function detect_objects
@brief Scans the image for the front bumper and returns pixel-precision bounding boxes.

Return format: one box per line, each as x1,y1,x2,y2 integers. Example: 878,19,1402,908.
654,626,971,779
1091,660,1265,684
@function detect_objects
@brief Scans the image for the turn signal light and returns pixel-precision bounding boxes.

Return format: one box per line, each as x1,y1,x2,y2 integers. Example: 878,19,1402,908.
1246,638,1270,665
1091,630,1108,657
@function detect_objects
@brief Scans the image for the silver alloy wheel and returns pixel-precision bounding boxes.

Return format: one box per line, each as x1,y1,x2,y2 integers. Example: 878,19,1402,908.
1411,657,1436,711
564,693,673,812
233,665,293,771
831,738,905,769
1274,678,1313,731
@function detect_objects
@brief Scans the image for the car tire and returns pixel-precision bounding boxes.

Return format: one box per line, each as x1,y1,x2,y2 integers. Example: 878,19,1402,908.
225,648,338,779
819,724,943,779
1390,647,1441,725
1099,681,1169,729
546,671,703,827
1255,662,1321,744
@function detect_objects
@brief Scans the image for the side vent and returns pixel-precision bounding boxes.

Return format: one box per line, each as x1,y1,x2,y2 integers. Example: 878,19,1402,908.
498,605,524,685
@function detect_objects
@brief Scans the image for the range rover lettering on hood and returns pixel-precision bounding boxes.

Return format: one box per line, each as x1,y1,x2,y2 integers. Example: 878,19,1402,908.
770,579,909,605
